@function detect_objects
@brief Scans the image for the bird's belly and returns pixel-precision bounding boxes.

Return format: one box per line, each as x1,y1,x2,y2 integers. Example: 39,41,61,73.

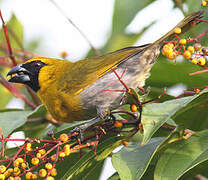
80,46,159,118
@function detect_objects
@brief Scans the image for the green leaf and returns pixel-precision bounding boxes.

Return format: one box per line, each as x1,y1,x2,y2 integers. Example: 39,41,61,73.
0,109,31,137
154,129,208,180
142,97,190,144
28,104,47,119
108,173,120,180
112,137,164,180
142,89,208,144
60,136,122,180
0,13,23,56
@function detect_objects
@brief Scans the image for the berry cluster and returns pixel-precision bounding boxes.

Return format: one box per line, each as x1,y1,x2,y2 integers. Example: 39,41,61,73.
162,27,208,66
0,133,76,180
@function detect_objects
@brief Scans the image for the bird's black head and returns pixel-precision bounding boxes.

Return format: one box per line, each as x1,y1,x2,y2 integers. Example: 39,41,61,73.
7,60,46,92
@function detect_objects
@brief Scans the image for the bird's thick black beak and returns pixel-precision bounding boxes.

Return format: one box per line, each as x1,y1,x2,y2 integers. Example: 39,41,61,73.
7,64,31,84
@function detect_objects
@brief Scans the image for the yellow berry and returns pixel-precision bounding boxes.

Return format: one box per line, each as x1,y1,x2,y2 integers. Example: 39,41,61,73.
191,59,198,64
27,143,31,148
183,50,192,59
31,158,39,165
45,163,53,170
0,165,6,174
25,172,32,179
114,121,123,128
60,133,69,142
179,39,187,45
59,152,66,158
64,144,71,156
50,154,57,162
194,43,202,51
167,43,174,48
17,158,24,164
122,141,128,146
130,104,137,112
174,27,181,34
0,174,5,180
198,57,206,65
21,163,27,169
8,169,13,173
187,46,195,54
8,177,15,180
50,168,57,176
36,153,41,159
46,176,54,180
38,149,46,155
39,169,47,178
202,0,207,6
31,174,38,179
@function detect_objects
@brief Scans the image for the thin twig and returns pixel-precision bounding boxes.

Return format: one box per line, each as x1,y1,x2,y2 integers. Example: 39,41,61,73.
0,9,17,66
49,0,101,56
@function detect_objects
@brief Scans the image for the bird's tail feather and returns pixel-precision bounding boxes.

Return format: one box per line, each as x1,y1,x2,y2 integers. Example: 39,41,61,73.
152,11,204,47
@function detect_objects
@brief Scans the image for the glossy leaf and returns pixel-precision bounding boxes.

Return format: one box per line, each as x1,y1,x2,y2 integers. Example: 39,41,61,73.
154,130,208,180
0,109,31,137
112,137,164,180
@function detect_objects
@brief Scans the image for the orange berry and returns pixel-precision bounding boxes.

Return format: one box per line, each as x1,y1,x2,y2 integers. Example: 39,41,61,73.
167,51,177,60
50,168,57,176
31,174,38,179
183,51,192,59
31,158,39,165
4,170,12,178
195,89,201,94
13,160,20,167
38,149,46,155
194,43,202,51
122,141,128,146
60,51,68,58
191,59,198,64
174,27,181,34
130,104,137,112
179,39,186,45
187,46,195,54
14,177,21,180
198,57,206,65
0,165,6,173
60,133,69,142
39,169,47,178
50,154,57,162
202,0,207,6
46,176,54,180
59,152,66,158
45,163,53,170
114,121,123,128
25,172,32,179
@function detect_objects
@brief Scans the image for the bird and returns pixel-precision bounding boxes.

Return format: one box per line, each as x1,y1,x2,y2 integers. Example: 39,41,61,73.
7,11,203,131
